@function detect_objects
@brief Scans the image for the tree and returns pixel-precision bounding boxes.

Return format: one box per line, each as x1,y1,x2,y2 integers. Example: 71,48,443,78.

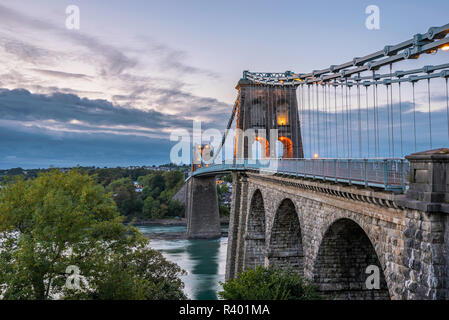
167,200,185,217
142,196,160,219
106,177,143,218
163,170,184,190
0,169,186,300
219,265,321,300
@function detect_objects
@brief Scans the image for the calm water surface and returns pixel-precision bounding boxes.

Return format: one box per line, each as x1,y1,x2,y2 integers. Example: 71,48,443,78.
137,224,227,300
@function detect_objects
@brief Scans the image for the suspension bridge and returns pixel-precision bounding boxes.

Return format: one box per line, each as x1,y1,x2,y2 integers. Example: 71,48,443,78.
184,23,449,300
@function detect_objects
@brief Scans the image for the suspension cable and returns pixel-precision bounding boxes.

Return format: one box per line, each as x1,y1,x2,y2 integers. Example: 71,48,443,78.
365,85,370,158
345,79,350,158
398,81,403,156
390,64,395,158
324,83,328,157
341,82,346,157
316,83,320,156
308,84,312,158
412,81,417,152
348,83,353,158
375,83,380,158
446,78,449,143
386,84,391,157
427,78,433,149
372,81,377,158
357,76,362,158
334,83,339,158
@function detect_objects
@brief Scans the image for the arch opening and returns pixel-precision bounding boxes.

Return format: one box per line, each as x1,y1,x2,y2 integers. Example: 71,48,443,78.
267,199,304,275
278,136,293,158
251,137,269,159
313,218,390,300
244,190,266,269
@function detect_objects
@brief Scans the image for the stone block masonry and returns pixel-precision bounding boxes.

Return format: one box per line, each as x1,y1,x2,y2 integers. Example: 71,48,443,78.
225,149,449,299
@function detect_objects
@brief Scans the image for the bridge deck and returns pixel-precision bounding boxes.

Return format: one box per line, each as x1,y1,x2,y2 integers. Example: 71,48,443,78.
190,158,409,193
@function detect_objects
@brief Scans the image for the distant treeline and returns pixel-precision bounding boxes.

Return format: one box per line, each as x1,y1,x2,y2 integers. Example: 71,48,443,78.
0,165,190,221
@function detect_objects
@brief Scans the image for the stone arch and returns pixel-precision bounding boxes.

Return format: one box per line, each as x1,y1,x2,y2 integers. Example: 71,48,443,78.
278,136,293,158
267,198,304,275
244,189,266,269
251,137,269,159
312,218,390,300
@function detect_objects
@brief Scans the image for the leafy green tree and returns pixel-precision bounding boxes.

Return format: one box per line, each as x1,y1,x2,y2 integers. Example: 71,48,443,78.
107,177,143,218
142,196,160,219
167,200,185,217
163,170,184,190
0,170,186,300
219,265,321,300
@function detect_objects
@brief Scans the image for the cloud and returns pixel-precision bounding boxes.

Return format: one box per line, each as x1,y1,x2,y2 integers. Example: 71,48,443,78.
29,69,91,80
0,88,196,168
0,124,175,169
0,37,56,65
0,3,229,119
137,37,220,78
0,88,196,136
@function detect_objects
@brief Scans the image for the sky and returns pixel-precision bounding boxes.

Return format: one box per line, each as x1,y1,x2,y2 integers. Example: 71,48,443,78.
0,0,448,168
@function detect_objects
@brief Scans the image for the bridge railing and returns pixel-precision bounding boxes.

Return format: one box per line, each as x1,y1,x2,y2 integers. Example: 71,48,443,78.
190,158,409,192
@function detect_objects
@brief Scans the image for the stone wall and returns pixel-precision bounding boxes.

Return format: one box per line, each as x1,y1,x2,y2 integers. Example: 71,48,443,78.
172,183,186,205
226,171,449,300
185,175,221,239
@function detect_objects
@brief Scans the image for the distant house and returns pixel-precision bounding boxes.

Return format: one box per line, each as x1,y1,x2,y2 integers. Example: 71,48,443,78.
133,181,143,192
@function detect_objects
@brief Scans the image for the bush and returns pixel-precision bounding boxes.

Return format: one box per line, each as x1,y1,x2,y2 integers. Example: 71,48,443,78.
219,265,321,300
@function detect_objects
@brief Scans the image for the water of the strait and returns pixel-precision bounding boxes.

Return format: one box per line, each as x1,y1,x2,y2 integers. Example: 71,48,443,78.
136,224,228,300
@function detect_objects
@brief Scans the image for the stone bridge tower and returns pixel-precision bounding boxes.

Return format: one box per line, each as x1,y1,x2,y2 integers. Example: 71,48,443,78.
235,76,304,159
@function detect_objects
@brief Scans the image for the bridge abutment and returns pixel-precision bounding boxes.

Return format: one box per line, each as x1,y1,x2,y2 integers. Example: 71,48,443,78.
185,175,221,239
396,148,449,299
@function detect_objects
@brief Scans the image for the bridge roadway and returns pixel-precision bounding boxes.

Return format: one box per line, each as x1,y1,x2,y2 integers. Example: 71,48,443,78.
189,158,409,192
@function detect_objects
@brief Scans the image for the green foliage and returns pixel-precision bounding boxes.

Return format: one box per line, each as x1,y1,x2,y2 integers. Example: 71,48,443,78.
222,174,233,183
0,166,187,221
106,177,143,218
168,200,185,217
217,183,229,196
0,170,186,300
219,265,321,300
217,183,230,217
219,204,230,217
137,171,185,220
